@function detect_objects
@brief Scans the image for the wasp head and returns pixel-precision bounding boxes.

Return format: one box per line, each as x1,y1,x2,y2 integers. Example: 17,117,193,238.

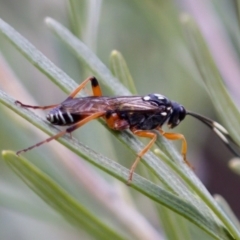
168,102,186,128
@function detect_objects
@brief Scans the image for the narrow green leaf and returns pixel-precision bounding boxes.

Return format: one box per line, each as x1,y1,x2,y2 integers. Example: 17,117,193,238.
215,195,240,232
158,206,192,240
45,17,130,96
0,18,76,94
67,0,83,38
2,151,126,240
110,50,138,94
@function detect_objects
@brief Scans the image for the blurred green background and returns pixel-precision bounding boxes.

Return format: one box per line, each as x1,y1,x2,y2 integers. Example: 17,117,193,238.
0,0,240,239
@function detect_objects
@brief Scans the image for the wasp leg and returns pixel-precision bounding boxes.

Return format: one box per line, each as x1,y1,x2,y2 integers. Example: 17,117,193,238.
15,76,102,109
67,76,102,99
128,129,157,184
15,101,58,110
16,112,105,155
158,129,192,168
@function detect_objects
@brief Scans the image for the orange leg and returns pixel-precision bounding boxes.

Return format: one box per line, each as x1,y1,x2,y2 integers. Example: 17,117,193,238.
158,129,192,168
67,76,102,99
15,76,102,110
128,128,157,184
16,112,105,155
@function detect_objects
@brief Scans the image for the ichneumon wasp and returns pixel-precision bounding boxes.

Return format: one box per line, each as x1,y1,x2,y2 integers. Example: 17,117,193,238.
15,76,240,183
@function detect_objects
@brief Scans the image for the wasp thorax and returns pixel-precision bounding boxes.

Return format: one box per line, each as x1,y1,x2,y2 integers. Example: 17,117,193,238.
142,93,171,106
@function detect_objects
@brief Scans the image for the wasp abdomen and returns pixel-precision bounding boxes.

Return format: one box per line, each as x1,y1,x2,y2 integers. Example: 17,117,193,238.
46,109,81,126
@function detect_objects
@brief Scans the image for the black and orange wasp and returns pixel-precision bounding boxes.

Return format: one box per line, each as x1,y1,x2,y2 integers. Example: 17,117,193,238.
16,76,240,183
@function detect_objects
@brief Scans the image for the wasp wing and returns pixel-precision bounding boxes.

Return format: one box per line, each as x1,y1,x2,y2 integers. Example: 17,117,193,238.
110,96,162,111
59,96,164,114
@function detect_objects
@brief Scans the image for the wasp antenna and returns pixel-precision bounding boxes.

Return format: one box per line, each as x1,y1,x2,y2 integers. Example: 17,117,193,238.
186,111,240,158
